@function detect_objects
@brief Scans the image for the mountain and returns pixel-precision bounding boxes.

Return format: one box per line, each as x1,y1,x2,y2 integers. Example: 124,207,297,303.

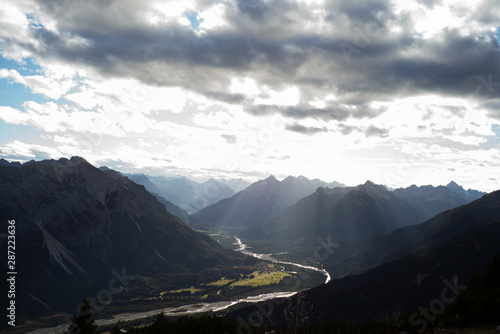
446,181,486,200
194,175,345,228
0,158,23,167
239,181,487,263
0,157,249,319
322,189,500,279
153,195,212,231
304,221,500,323
127,174,236,213
216,178,252,192
233,221,500,325
117,172,209,229
393,181,486,218
241,180,429,242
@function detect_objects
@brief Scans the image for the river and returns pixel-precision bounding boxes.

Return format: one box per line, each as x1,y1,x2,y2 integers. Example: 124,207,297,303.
234,237,331,284
27,236,330,333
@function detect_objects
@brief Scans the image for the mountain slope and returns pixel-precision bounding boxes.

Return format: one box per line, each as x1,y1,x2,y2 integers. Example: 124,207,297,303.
194,175,344,228
303,221,500,323
323,190,500,278
0,157,249,319
229,221,500,325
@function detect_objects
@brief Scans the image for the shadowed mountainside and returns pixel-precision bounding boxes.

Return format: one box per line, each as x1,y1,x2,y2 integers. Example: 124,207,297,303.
228,220,500,325
0,157,250,320
194,175,344,228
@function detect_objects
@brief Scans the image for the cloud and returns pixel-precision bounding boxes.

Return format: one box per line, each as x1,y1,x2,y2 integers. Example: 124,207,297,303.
365,125,389,138
221,134,237,143
285,123,328,135
0,68,75,100
0,0,495,120
250,104,353,121
481,99,500,119
1,0,500,192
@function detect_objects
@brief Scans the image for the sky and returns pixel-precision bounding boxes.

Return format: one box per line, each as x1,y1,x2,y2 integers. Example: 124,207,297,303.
0,0,499,191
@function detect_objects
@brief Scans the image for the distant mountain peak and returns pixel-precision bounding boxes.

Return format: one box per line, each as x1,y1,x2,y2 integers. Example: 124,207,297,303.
362,180,387,191
447,181,468,195
282,175,303,185
265,175,279,182
0,158,22,168
296,175,310,182
69,156,87,163
447,181,463,190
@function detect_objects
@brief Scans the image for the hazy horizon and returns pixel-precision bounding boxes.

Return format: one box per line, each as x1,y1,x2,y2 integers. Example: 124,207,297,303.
1,1,499,192
1,155,492,192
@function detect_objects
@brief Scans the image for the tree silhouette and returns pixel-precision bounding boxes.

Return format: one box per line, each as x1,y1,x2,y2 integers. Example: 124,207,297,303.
66,297,98,334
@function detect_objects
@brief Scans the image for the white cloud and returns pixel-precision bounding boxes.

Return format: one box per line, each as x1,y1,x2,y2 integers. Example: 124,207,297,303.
65,77,207,114
0,66,76,100
229,77,260,96
198,3,227,31
0,140,61,160
149,1,195,25
255,86,301,106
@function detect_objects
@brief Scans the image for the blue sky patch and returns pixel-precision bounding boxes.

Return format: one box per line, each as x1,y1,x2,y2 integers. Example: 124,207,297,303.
483,124,500,149
0,55,42,76
0,55,49,109
185,11,203,30
26,13,44,29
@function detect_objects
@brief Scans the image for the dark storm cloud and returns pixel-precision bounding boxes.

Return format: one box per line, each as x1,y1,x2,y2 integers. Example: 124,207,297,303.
25,0,500,121
285,123,328,136
324,0,390,24
235,0,269,20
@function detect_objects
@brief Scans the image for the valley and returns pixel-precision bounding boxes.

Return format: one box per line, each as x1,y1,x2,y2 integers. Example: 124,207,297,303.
18,234,327,334
1,157,498,334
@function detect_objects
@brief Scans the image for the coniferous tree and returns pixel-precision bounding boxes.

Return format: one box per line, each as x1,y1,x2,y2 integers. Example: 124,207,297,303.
66,297,98,334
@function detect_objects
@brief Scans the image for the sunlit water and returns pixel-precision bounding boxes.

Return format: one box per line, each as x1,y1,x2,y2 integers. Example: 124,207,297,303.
234,237,331,284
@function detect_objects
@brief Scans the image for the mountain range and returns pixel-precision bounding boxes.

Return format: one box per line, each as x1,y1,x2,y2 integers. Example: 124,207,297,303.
319,189,500,279
228,192,500,324
393,181,487,218
242,180,429,241
194,175,345,228
0,157,250,319
230,180,484,248
126,173,240,213
0,155,495,331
